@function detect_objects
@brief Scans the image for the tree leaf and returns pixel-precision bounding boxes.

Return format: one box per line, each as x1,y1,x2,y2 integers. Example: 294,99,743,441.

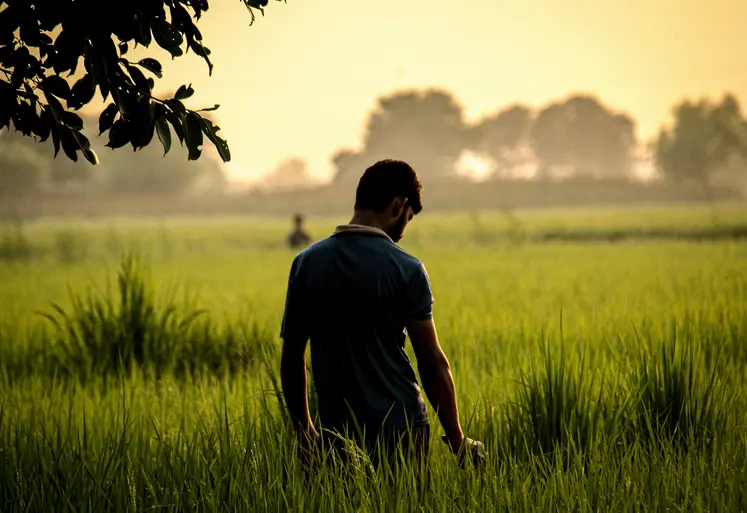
83,148,100,166
188,39,213,75
99,103,119,134
20,18,43,48
107,119,131,149
174,85,194,101
99,80,110,102
43,91,65,120
0,5,23,45
197,104,220,112
164,110,184,143
133,14,152,47
41,75,71,100
199,117,231,163
35,112,51,142
138,58,163,78
132,100,157,149
51,29,84,75
72,131,91,151
126,63,151,92
60,127,79,162
155,116,172,155
50,122,61,157
184,113,203,160
69,73,96,110
151,17,184,58
190,0,210,13
169,3,195,34
61,111,84,131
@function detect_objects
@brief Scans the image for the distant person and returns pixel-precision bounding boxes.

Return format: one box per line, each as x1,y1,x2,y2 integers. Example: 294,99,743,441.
279,159,485,477
287,213,312,250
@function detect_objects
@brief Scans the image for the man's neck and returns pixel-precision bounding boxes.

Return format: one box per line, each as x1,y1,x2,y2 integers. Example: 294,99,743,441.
348,211,387,233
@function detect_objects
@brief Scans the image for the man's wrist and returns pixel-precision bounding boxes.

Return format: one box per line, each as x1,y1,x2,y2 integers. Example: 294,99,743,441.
446,431,466,454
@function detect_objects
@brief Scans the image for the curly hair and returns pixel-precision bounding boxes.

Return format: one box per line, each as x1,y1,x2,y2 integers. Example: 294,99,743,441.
354,159,423,214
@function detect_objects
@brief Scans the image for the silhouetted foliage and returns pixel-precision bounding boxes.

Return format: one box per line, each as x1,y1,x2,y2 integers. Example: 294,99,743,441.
332,91,643,183
531,95,636,179
333,90,467,183
0,0,278,167
468,105,533,178
654,94,747,184
0,110,226,195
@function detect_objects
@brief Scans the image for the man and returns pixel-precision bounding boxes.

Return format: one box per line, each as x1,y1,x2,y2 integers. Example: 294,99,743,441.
280,159,484,474
287,213,312,250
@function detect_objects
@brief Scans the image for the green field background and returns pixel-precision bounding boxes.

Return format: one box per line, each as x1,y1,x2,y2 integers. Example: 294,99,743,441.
1,204,746,511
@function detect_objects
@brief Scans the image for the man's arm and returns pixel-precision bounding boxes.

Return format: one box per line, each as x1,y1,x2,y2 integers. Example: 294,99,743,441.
280,337,318,439
407,318,464,451
279,256,317,440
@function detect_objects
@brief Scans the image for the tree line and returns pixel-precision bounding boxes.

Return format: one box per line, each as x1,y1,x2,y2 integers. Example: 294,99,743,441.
332,90,747,189
4,88,746,199
1,1,745,199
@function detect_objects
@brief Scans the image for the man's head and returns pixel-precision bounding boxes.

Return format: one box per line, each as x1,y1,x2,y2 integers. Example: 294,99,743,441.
354,159,423,243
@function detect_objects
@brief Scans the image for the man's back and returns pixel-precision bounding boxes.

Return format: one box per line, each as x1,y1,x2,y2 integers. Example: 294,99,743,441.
281,227,434,431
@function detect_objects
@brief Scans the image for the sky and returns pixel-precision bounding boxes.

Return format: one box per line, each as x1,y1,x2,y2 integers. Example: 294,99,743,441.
142,0,747,183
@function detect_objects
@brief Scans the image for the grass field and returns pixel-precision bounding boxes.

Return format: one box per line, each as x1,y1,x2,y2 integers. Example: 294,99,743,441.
1,204,746,511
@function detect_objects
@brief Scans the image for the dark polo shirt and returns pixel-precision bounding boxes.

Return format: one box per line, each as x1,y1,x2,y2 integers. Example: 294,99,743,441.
280,225,434,431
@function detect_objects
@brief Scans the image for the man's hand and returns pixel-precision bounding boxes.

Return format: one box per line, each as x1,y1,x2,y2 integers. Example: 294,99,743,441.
441,435,487,469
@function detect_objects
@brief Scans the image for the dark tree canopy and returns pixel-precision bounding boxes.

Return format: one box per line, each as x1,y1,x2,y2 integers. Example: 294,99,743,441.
531,95,636,179
345,90,466,182
0,0,275,167
654,95,747,184
468,105,532,178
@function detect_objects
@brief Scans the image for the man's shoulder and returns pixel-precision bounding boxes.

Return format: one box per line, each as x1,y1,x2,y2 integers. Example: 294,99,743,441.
293,235,334,260
388,243,424,268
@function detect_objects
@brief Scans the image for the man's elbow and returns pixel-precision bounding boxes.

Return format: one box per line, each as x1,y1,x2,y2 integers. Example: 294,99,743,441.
418,351,451,378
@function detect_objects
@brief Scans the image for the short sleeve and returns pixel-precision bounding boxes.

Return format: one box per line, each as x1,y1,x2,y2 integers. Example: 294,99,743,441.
280,256,309,340
402,261,435,322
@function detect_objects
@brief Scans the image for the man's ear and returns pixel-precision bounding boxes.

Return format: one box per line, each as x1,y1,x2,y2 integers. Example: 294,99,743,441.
389,196,407,217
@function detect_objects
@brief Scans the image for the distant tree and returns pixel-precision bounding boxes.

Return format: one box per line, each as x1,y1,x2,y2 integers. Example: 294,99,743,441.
104,135,226,195
654,94,747,184
360,89,467,180
262,157,313,191
0,0,278,167
468,105,532,178
0,131,49,197
331,148,366,185
531,95,636,180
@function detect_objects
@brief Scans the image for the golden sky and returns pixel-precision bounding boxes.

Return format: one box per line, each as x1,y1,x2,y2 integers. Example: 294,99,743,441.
147,0,747,182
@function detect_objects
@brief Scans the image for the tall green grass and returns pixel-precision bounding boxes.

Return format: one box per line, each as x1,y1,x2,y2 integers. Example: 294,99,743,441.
0,210,745,511
632,336,733,447
2,254,274,383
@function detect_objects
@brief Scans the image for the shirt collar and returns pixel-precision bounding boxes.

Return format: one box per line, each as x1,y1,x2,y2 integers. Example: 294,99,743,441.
333,224,393,242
